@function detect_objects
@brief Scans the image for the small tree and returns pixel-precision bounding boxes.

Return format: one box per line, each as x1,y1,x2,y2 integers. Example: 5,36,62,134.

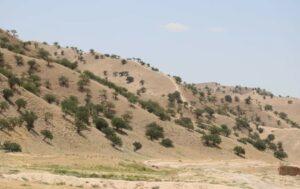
41,129,53,141
8,76,20,89
145,122,164,140
126,76,134,84
111,117,131,131
15,98,27,111
133,141,142,152
220,124,231,137
93,117,108,131
38,48,51,66
274,150,288,160
21,110,38,131
253,140,266,151
44,112,53,124
234,146,245,157
110,135,123,147
3,141,22,152
27,60,38,74
61,96,78,116
224,95,232,103
58,76,69,87
202,134,221,147
160,138,174,148
44,94,57,104
0,118,10,131
173,76,182,84
75,106,90,125
245,96,252,105
0,101,9,113
15,55,24,66
2,88,13,101
267,134,275,142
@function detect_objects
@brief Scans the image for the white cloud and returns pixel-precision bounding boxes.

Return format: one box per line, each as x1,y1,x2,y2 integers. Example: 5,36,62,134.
164,22,189,32
208,27,226,33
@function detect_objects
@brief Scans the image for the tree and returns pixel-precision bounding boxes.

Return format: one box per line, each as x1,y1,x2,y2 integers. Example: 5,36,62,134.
8,76,20,89
44,112,53,124
121,59,127,65
235,117,250,130
160,138,174,148
267,134,275,142
110,134,123,147
27,60,38,74
220,124,231,137
173,76,182,84
126,76,134,84
21,110,38,131
245,96,252,105
75,106,90,125
41,129,53,141
234,146,245,157
15,98,27,111
253,140,266,151
224,95,232,103
74,119,87,133
175,117,194,130
133,141,142,152
93,117,108,131
0,51,4,66
111,117,131,131
15,55,24,66
264,104,273,111
204,107,214,117
194,108,204,119
38,48,51,66
0,118,10,131
61,96,78,116
0,101,9,113
274,150,288,160
201,134,221,147
121,111,133,123
58,76,69,87
2,88,13,101
145,122,164,140
3,141,22,152
77,74,90,91
44,94,57,104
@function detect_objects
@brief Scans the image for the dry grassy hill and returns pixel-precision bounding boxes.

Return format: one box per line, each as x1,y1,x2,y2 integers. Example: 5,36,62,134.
0,28,299,189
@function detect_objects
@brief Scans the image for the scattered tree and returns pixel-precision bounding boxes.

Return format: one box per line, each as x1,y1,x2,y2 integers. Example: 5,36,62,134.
160,138,174,148
133,141,142,151
2,88,13,101
3,141,22,152
145,122,164,140
15,98,27,111
21,110,38,131
41,129,53,141
58,76,69,87
233,146,245,157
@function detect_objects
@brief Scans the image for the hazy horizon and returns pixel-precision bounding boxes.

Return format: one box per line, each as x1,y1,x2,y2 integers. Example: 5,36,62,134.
0,0,299,97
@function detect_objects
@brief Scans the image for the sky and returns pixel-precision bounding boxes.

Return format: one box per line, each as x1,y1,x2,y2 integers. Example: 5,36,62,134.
0,0,299,97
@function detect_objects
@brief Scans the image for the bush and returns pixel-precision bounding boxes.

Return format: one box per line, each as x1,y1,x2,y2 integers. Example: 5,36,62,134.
264,104,273,111
110,134,123,147
0,101,9,113
279,112,288,120
234,146,245,156
202,134,221,147
8,75,20,89
111,117,131,131
21,110,38,131
245,96,251,104
140,100,170,121
0,118,10,131
274,150,288,160
133,141,142,151
2,88,13,101
224,95,232,103
175,117,194,130
267,134,275,142
145,122,164,140
15,55,24,66
126,76,134,84
38,48,50,66
253,140,266,151
160,138,174,148
58,76,69,87
173,76,182,84
2,141,22,152
204,107,214,117
61,96,79,116
15,98,27,111
41,129,53,141
57,58,77,69
93,117,109,131
220,124,231,137
75,106,89,125
44,94,57,104
235,117,250,130
121,59,127,65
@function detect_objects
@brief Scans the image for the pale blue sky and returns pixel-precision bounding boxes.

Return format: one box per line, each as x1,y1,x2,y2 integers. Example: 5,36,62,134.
0,0,299,97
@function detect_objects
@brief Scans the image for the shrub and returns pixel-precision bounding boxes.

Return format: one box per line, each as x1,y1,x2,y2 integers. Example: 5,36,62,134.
75,106,89,125
0,101,9,113
93,117,108,131
237,138,248,144
61,96,78,116
38,48,50,66
140,100,170,121
2,88,13,101
202,134,221,147
58,76,69,87
44,112,53,123
204,107,214,117
133,141,142,151
264,104,273,111
173,76,182,84
194,108,205,119
279,112,288,120
0,118,10,130
15,98,27,111
175,117,194,130
44,93,57,104
21,111,38,131
274,150,288,160
126,76,134,84
253,140,266,151
110,134,123,147
234,146,245,156
41,129,53,141
15,55,24,66
111,117,131,131
220,124,231,137
224,95,232,103
209,126,221,135
145,122,164,140
74,119,87,133
267,134,275,142
235,117,250,130
77,74,90,91
8,75,20,89
257,127,264,133
27,60,38,73
57,58,77,69
245,96,252,104
121,59,127,65
22,80,40,95
2,141,22,152
160,138,174,148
